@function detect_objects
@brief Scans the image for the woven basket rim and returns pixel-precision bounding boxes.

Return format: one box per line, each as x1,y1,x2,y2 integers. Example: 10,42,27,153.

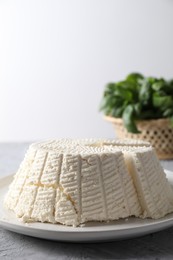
104,116,171,127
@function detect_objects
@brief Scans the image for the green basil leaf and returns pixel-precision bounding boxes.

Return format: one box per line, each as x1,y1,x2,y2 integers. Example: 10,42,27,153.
99,97,108,111
163,108,173,117
106,83,116,91
122,105,141,133
151,80,166,91
139,79,152,105
114,86,133,102
116,81,139,101
153,93,173,109
139,78,152,105
126,73,144,84
111,107,124,117
134,103,142,116
147,77,158,85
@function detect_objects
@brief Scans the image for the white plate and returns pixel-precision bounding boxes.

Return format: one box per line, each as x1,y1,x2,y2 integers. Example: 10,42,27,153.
1,170,173,242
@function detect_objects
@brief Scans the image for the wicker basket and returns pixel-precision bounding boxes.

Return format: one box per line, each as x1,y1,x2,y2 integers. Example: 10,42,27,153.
105,116,173,160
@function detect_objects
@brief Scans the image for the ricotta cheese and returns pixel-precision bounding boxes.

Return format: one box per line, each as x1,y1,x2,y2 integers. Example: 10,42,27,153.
4,139,173,226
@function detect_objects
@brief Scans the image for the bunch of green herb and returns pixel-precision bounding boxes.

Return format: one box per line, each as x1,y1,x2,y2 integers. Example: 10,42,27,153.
100,73,173,133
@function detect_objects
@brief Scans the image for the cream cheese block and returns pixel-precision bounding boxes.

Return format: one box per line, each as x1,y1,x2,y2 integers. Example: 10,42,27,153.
4,139,173,226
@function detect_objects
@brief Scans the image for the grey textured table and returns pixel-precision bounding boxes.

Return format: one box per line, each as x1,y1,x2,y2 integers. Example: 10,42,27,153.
0,143,173,260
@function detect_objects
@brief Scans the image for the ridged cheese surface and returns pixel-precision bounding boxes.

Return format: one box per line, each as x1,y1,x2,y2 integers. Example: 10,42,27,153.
4,139,173,226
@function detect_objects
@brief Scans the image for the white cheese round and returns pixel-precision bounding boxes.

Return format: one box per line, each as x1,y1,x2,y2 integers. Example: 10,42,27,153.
4,139,173,226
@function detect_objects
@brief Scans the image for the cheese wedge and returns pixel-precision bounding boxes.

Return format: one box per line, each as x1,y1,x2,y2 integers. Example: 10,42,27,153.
124,148,173,219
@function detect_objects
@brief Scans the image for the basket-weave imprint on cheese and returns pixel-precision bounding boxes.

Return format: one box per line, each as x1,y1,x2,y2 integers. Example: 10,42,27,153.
4,139,173,226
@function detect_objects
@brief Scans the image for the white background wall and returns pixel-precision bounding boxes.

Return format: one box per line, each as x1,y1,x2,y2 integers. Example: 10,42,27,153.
0,0,173,142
